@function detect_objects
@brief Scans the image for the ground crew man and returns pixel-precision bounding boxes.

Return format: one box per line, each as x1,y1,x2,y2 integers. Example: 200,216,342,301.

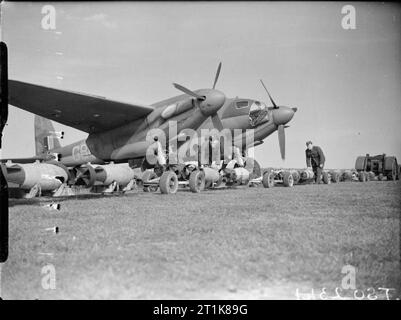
305,141,325,184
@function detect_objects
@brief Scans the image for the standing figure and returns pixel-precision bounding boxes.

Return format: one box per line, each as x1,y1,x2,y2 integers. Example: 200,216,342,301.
305,141,325,184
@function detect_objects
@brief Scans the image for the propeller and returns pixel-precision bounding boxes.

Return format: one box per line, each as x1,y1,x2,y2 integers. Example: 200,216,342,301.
211,113,224,131
173,62,225,131
278,124,285,160
260,79,278,109
260,79,297,161
212,62,222,89
172,83,205,101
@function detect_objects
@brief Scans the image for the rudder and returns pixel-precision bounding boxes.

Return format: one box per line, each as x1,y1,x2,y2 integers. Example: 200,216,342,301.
34,115,62,155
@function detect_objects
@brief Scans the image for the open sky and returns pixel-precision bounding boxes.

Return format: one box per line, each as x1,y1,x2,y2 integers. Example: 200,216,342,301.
1,1,400,168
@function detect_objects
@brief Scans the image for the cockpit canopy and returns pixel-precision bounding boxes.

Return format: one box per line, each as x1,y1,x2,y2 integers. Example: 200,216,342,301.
249,101,269,127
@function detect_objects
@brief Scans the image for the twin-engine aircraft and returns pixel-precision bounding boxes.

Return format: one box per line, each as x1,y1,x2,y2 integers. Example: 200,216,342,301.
1,63,297,195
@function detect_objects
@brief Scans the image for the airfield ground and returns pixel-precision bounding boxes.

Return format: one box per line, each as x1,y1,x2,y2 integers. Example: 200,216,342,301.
1,180,400,299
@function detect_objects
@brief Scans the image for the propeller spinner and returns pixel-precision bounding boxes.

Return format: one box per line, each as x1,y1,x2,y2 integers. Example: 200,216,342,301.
173,62,225,131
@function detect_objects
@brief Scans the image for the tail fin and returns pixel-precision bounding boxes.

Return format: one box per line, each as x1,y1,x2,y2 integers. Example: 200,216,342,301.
34,115,62,155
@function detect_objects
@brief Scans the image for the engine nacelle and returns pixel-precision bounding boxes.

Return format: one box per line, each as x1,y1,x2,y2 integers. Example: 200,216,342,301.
161,100,194,120
4,162,68,191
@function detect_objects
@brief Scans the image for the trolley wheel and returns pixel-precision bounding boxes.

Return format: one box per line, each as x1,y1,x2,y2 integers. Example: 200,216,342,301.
322,171,330,184
358,171,366,182
159,171,179,194
189,170,205,193
291,171,301,184
378,173,384,181
283,171,294,187
331,171,340,183
262,171,275,188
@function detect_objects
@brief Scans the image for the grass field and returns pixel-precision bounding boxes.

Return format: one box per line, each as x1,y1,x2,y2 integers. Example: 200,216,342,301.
1,180,400,299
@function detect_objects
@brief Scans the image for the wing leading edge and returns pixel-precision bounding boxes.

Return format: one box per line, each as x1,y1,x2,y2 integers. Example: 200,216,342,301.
9,80,154,133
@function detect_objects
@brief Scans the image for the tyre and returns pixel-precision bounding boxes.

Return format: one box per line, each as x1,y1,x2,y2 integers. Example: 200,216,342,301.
262,171,275,188
331,171,340,183
291,171,300,184
159,171,179,194
189,170,205,193
358,171,366,182
378,173,384,181
342,170,353,182
368,171,375,181
322,171,330,184
283,171,294,187
385,158,398,181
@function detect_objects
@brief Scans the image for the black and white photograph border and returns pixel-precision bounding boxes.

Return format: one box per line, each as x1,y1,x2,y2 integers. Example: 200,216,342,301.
0,1,400,301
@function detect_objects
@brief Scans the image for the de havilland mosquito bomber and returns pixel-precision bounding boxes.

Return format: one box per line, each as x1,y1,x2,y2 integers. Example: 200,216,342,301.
1,62,299,196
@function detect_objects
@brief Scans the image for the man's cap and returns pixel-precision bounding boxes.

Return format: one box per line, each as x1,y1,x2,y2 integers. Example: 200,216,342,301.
306,140,313,146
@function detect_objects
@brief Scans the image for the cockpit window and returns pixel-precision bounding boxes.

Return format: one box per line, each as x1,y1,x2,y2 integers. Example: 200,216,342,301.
249,101,269,127
236,100,249,108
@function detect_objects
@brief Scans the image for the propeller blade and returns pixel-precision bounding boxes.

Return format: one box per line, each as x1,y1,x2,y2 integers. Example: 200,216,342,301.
278,124,285,160
260,79,278,108
211,113,224,131
212,62,222,89
173,83,206,100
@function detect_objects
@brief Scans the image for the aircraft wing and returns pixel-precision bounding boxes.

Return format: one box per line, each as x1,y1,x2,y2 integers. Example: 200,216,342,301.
9,80,154,133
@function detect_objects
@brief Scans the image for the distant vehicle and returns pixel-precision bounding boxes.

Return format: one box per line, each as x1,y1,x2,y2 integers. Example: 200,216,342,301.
355,154,399,181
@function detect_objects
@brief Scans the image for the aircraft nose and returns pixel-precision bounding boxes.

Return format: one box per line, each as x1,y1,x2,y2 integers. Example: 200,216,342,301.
199,89,226,117
272,106,296,126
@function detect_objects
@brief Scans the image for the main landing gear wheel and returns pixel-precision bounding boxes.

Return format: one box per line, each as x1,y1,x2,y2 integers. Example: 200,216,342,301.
189,170,205,193
283,171,294,187
142,171,159,192
159,171,179,194
262,171,275,188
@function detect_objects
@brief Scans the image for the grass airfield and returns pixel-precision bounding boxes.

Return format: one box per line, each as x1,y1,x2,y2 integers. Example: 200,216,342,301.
1,180,400,299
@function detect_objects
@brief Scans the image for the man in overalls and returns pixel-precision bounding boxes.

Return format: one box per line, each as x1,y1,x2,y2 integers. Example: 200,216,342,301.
305,141,325,184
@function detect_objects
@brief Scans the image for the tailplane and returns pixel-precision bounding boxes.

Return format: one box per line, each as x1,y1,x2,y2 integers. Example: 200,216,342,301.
34,115,62,155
